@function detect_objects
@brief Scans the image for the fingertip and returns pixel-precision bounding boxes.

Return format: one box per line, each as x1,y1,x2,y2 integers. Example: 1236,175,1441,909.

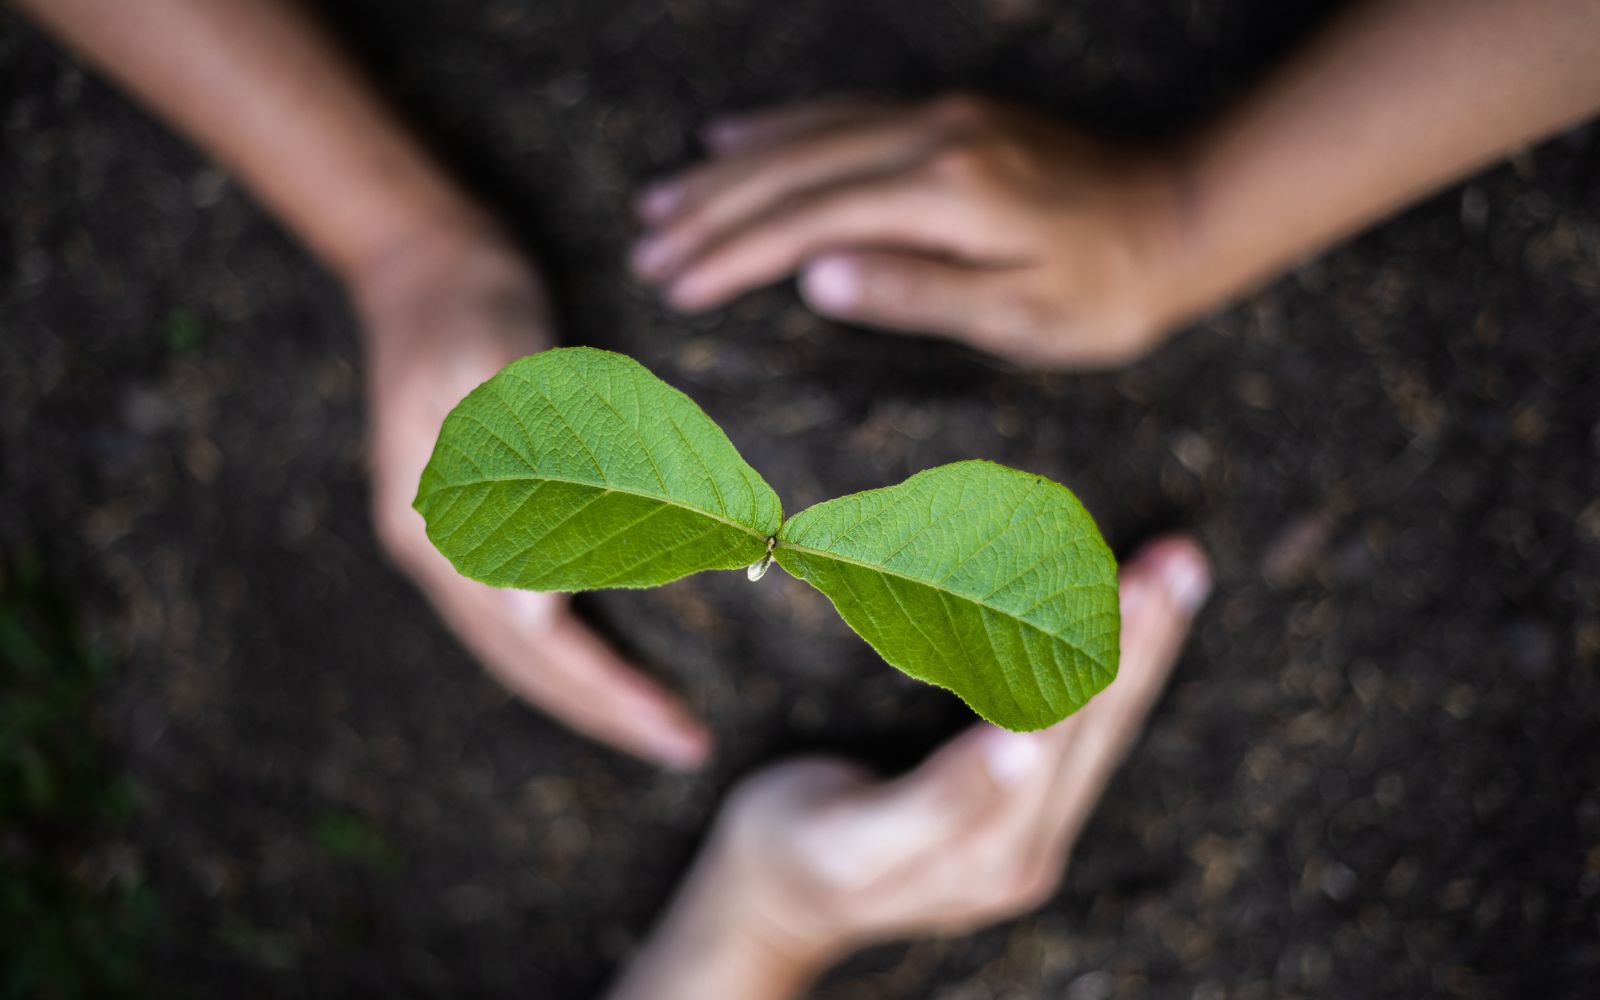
975,725,1045,787
665,273,719,313
1126,535,1212,614
799,254,862,314
612,676,714,770
634,182,683,224
629,234,673,281
542,615,714,770
618,688,712,770
649,723,714,771
1162,540,1213,613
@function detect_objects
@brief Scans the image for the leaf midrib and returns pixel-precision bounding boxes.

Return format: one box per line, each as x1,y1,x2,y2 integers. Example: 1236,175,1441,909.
776,540,1114,670
419,472,773,543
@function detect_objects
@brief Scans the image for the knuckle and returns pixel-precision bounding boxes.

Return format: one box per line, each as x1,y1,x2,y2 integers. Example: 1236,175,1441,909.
926,142,995,185
1014,294,1065,340
923,134,1029,192
960,835,1062,913
969,866,1052,919
928,909,985,937
1099,313,1161,364
1036,311,1156,370
922,782,974,826
926,92,992,131
854,262,913,312
973,881,1024,918
970,291,1061,355
1016,864,1063,909
979,872,1018,908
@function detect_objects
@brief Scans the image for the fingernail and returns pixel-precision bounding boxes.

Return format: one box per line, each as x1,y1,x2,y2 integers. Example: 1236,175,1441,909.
636,183,681,222
1161,545,1212,612
630,235,673,280
800,255,859,311
666,274,708,312
980,727,1042,786
651,727,712,771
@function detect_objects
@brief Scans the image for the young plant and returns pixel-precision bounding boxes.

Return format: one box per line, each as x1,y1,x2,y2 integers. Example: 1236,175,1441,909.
413,347,1119,731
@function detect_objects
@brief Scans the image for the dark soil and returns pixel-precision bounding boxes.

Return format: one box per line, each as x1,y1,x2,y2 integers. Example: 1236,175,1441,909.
4,1,1599,997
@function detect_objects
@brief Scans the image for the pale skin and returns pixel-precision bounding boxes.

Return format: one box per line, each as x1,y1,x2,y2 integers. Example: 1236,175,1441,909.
634,0,1600,368
605,537,1212,1000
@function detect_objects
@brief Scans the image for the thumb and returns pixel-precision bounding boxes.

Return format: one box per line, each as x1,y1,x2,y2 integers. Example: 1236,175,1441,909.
796,725,1046,887
799,251,1007,344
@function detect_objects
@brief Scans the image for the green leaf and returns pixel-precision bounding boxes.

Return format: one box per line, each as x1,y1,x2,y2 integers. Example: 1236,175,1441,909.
414,347,782,590
773,461,1119,731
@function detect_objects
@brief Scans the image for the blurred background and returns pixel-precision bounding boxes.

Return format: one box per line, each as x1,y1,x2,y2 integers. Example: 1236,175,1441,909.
2,0,1599,996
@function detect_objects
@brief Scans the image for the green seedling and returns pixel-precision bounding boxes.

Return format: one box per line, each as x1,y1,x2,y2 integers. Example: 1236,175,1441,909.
414,348,1119,731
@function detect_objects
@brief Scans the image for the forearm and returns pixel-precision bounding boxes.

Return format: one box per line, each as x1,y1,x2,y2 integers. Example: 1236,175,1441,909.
15,0,488,282
1159,0,1600,325
605,853,825,1000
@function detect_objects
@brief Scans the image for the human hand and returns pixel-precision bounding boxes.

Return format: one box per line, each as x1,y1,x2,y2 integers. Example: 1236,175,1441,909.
354,226,711,768
631,95,1192,368
633,535,1211,990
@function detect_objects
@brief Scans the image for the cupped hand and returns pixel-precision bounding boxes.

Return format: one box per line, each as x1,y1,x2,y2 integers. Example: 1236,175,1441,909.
632,95,1191,368
354,227,711,768
701,536,1211,967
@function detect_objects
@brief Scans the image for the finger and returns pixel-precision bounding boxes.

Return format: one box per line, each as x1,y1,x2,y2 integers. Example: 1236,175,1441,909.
663,172,991,312
533,612,714,769
1017,535,1210,881
900,694,1099,915
635,100,908,224
632,115,947,274
699,99,902,156
439,579,713,769
794,724,1047,889
1062,535,1210,773
799,251,1024,351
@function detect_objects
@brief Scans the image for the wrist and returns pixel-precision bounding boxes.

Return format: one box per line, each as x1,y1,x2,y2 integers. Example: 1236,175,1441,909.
1143,130,1285,335
345,209,501,299
608,846,833,1000
349,217,555,358
675,852,836,986
1115,147,1222,343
